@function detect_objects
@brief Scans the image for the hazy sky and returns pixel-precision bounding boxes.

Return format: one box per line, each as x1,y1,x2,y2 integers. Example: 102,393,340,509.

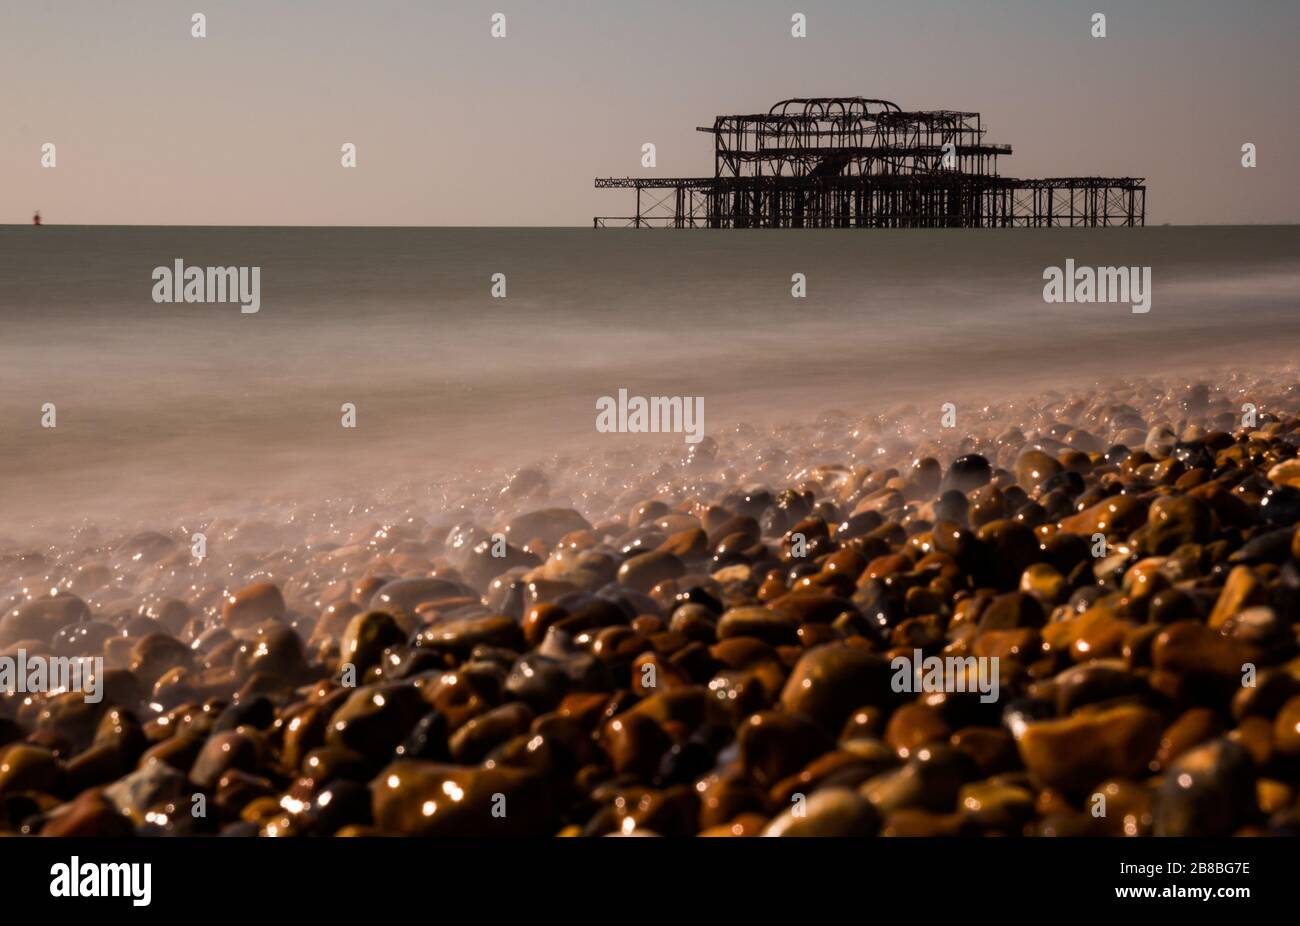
3,0,1297,225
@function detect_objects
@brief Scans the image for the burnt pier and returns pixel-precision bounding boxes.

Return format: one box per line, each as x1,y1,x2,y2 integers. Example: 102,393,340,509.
594,97,1145,228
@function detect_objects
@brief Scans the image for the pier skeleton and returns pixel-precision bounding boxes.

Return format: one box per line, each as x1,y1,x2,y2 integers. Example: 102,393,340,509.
594,97,1145,228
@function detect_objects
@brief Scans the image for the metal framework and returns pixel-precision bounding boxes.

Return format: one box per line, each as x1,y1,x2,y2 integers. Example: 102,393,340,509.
594,97,1145,228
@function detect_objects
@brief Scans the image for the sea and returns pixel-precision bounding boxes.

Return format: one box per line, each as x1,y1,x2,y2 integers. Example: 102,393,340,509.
1,225,1297,540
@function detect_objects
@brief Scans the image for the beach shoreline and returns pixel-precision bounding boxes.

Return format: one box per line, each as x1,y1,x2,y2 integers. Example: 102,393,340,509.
3,365,1299,836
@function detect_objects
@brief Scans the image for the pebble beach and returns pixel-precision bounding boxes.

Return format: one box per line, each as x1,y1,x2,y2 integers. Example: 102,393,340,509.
3,367,1300,837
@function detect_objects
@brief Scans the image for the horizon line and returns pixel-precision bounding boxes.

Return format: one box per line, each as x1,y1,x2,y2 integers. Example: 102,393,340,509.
6,222,1299,230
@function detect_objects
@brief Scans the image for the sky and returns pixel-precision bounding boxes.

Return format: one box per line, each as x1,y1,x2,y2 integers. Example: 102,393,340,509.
2,0,1297,226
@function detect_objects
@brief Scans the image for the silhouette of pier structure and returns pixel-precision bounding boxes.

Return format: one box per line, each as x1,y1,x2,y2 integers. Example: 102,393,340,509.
594,97,1145,228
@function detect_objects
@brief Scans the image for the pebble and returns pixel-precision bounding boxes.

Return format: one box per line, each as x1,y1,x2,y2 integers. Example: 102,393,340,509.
1206,566,1268,629
738,711,833,788
950,727,1019,777
761,786,880,836
978,592,1045,631
1153,738,1256,836
881,808,976,836
1259,486,1300,527
1014,451,1062,492
327,683,428,756
504,509,593,547
339,609,406,672
0,744,61,794
1143,495,1213,554
1015,705,1163,793
1274,695,1300,757
41,789,134,837
415,615,522,655
1152,620,1257,682
658,528,708,559
958,780,1035,831
102,762,188,822
1059,495,1146,536
616,551,685,593
859,745,970,814
0,594,90,648
189,730,262,790
940,455,992,494
449,702,534,763
0,375,1294,838
780,644,893,733
716,606,800,646
368,578,471,616
1050,660,1144,712
372,760,556,836
221,583,285,630
885,702,951,756
1156,707,1222,769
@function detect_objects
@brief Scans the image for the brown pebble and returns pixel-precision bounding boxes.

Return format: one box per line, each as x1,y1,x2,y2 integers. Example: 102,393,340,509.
885,702,951,756
738,711,833,788
372,760,556,836
1016,705,1162,793
1156,707,1223,769
779,643,893,733
221,582,285,630
1207,565,1268,630
0,744,61,794
1273,695,1300,757
762,787,880,836
41,789,133,837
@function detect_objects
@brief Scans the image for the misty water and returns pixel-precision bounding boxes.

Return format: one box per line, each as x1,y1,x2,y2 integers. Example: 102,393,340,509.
1,225,1297,542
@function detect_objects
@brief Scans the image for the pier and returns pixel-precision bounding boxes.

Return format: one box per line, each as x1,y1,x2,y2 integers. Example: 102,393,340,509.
594,97,1146,228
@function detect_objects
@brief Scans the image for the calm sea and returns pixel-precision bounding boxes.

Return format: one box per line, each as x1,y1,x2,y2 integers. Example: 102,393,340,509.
1,225,1297,535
